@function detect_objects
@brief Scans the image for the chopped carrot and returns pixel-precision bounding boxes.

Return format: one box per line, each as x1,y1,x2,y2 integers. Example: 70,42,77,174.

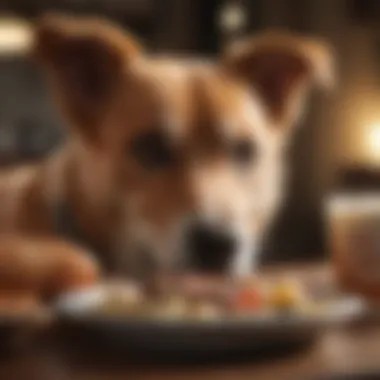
234,287,263,311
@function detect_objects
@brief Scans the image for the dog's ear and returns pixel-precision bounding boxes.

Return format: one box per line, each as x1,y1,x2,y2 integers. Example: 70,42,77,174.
224,31,334,130
33,14,141,134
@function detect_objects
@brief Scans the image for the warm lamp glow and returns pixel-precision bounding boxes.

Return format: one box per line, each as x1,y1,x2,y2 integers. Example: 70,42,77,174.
367,123,380,162
0,18,31,54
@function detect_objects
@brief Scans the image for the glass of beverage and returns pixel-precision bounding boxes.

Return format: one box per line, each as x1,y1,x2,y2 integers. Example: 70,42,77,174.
326,193,380,300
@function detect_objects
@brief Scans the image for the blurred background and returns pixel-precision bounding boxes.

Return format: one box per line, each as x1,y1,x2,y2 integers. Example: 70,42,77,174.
0,0,378,264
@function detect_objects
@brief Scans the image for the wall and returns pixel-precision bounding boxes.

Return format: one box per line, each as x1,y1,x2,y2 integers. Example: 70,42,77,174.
256,0,380,262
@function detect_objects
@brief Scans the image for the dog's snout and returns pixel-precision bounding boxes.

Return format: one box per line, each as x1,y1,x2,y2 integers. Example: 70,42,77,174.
186,222,237,272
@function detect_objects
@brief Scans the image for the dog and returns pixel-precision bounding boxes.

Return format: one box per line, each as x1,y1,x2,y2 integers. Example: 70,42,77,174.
0,14,333,308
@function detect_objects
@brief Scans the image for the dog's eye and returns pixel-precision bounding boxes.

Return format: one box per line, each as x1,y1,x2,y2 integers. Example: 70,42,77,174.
131,131,176,170
231,140,257,165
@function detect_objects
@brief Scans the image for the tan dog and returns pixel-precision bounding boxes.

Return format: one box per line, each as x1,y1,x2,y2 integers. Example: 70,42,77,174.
0,15,333,307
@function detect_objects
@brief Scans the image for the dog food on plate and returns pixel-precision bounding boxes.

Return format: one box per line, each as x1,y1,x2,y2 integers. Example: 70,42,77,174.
85,275,315,320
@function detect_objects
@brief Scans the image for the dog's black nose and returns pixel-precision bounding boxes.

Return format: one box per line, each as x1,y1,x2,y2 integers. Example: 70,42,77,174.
186,222,237,273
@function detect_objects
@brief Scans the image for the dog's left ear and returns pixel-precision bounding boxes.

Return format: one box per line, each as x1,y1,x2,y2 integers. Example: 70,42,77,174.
224,31,334,130
33,14,141,135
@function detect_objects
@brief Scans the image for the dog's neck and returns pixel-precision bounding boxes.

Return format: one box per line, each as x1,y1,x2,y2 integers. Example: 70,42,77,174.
44,141,120,267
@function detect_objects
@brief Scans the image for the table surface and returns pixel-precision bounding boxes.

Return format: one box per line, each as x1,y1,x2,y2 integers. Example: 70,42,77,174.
0,264,379,380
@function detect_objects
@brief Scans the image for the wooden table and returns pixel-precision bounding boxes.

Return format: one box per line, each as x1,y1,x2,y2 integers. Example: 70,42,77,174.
0,265,379,380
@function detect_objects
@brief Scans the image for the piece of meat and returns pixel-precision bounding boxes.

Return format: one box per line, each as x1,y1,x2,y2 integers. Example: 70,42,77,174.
144,273,236,307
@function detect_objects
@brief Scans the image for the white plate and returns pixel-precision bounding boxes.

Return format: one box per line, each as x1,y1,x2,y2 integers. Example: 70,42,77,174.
55,284,366,355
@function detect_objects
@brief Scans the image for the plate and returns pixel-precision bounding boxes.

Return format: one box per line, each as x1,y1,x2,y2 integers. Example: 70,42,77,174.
55,284,366,357
0,307,52,352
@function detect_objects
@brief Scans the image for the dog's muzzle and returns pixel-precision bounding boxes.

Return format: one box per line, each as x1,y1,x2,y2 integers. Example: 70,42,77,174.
185,221,238,273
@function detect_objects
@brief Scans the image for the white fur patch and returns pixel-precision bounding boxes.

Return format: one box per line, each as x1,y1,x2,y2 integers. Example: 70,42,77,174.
231,235,259,277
